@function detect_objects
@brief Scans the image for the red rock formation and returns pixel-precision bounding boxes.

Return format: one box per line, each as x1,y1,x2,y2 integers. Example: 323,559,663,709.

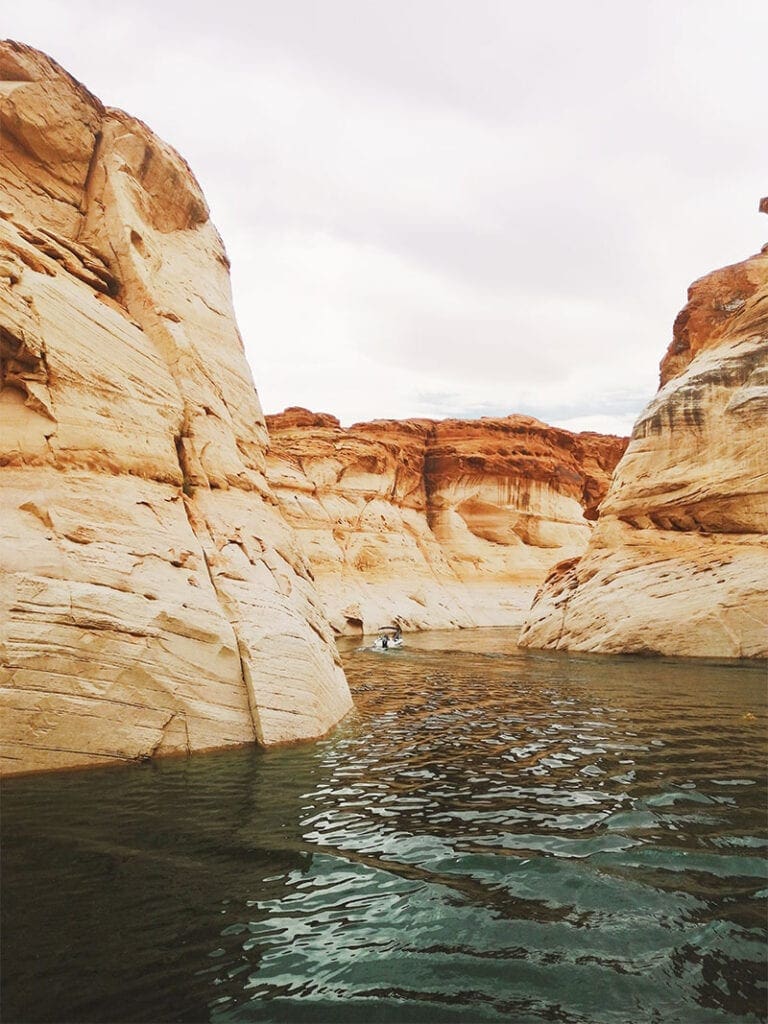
520,201,768,658
661,253,767,384
266,411,626,634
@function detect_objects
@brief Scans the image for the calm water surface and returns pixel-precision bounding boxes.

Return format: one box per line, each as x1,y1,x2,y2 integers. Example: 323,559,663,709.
2,629,766,1023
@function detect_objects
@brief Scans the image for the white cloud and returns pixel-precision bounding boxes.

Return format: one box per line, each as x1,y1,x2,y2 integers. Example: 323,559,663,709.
3,0,766,435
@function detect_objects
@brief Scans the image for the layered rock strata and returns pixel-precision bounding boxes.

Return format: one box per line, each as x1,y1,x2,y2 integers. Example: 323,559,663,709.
266,408,626,634
0,42,351,775
520,212,768,658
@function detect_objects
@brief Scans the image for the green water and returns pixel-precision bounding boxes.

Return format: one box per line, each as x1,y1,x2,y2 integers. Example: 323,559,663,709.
1,629,766,1023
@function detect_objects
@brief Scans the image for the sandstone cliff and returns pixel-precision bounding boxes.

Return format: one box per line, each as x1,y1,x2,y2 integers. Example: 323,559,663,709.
266,409,626,634
520,210,768,658
0,42,352,775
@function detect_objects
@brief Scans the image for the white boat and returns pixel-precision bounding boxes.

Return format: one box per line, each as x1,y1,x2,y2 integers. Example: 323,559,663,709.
372,635,404,651
371,626,404,651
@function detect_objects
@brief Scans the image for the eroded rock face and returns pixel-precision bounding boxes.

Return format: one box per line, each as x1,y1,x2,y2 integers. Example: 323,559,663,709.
520,217,768,658
0,41,351,775
266,409,626,634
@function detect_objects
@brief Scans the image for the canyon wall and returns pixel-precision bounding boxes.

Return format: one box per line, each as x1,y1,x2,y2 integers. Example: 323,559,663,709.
0,41,352,775
520,215,768,658
266,409,626,634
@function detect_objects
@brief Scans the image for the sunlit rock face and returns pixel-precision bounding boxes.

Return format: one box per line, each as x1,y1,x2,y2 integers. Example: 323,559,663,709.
520,218,768,658
0,41,351,775
266,409,626,634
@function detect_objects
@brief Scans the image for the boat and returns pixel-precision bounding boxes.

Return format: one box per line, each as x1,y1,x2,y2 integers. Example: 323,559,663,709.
371,625,404,651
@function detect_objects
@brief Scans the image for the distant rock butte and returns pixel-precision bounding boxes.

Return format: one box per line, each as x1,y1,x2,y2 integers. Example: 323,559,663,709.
520,204,768,658
0,41,352,775
265,409,627,634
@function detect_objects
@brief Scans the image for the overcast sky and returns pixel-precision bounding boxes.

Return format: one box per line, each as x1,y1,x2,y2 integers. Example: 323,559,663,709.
4,1,766,434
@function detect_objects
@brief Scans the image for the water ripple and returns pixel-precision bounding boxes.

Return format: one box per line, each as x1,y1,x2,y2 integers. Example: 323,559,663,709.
1,629,765,1023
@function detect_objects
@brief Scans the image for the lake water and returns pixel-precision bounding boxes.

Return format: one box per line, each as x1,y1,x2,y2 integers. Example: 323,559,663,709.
2,629,766,1023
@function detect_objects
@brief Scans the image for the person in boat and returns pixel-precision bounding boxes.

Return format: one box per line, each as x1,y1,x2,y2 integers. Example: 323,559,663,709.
375,624,401,649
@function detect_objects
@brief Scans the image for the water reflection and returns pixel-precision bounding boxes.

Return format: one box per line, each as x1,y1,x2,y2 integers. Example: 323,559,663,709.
2,629,766,1023
2,746,321,1022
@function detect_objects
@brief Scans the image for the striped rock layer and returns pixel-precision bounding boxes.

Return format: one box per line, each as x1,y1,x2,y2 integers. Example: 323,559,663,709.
520,211,768,658
0,42,352,775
